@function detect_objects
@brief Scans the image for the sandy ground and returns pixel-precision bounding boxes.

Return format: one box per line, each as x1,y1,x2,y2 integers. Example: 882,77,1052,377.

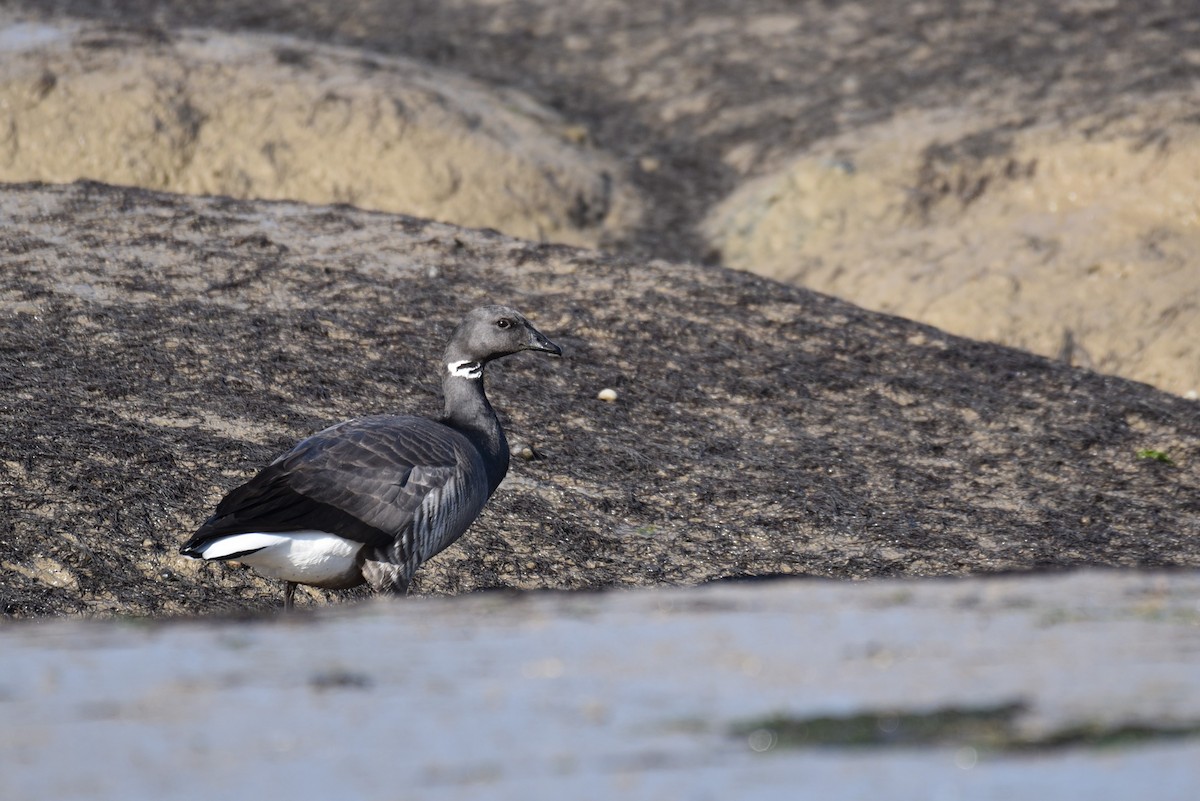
705,103,1200,396
0,16,637,248
4,1,1200,393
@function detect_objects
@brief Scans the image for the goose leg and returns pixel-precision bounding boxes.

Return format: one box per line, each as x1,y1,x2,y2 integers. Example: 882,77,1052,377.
284,581,296,611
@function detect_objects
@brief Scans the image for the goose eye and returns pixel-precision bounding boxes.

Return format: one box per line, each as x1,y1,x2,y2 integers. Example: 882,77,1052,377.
496,318,512,329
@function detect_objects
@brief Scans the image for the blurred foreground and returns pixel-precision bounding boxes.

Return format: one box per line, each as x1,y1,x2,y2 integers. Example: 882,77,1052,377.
3,569,1198,800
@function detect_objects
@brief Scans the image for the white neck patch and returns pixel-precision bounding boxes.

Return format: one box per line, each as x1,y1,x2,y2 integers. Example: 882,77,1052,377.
447,360,483,379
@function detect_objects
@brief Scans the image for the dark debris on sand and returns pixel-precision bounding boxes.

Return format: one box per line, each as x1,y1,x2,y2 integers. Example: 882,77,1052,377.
1,182,1197,616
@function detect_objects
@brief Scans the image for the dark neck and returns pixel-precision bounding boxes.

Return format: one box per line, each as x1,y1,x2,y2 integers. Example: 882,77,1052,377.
441,364,510,495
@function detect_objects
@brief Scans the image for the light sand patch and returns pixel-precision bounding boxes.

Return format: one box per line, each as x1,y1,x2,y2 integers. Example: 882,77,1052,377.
706,102,1200,396
0,17,638,247
2,556,79,590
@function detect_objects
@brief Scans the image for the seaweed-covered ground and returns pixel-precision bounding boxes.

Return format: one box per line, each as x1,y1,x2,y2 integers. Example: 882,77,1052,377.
1,181,1197,616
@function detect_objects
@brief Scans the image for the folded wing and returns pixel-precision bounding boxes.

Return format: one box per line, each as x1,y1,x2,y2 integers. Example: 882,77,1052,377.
182,415,490,569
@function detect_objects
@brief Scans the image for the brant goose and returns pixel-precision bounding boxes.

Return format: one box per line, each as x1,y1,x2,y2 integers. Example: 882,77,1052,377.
180,305,561,608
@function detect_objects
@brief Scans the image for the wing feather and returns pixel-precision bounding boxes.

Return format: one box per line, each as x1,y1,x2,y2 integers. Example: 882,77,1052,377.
184,416,489,563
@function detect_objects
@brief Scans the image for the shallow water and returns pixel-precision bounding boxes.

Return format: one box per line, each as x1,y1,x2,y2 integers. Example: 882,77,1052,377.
2,570,1199,800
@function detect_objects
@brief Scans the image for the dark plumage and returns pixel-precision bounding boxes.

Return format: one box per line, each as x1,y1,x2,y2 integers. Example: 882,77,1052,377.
180,305,561,608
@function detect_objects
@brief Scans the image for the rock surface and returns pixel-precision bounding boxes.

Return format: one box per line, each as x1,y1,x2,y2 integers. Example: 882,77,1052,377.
2,570,1199,800
0,15,637,247
1,181,1198,616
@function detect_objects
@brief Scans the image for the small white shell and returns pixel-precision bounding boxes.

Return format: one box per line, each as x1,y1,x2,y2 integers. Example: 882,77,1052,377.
597,388,618,402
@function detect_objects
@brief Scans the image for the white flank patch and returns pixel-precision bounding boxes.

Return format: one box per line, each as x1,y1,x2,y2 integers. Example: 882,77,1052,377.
447,360,483,379
196,530,361,585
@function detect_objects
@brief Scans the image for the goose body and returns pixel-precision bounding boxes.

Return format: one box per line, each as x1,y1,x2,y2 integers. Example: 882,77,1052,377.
180,306,560,607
